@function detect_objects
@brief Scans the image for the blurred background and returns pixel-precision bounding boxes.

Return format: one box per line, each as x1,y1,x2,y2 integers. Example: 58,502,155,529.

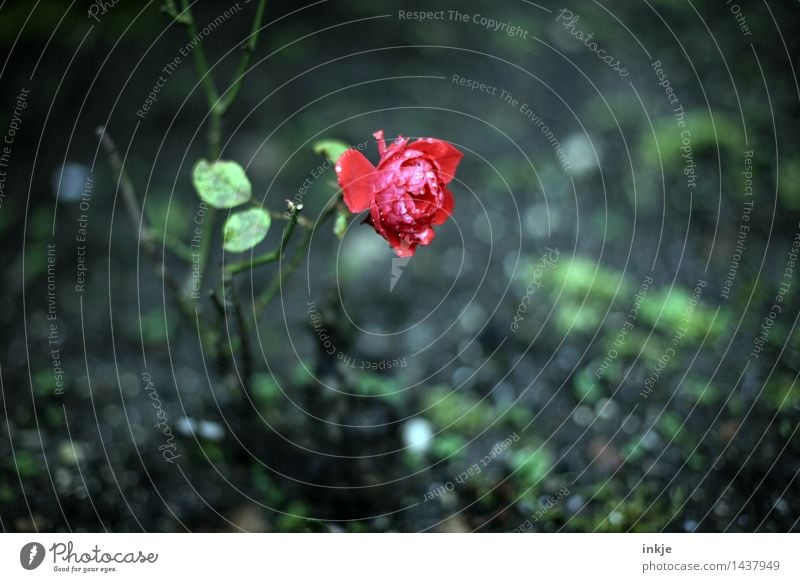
1,0,799,532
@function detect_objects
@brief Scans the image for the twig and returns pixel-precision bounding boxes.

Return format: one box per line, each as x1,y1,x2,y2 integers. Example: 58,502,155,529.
223,202,302,277
96,127,150,246
219,0,268,112
255,199,339,313
95,126,203,338
177,0,222,159
208,289,232,375
162,231,195,262
225,277,254,384
170,0,269,302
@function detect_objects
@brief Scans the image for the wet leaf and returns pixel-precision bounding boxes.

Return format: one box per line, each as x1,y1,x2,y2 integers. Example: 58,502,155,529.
333,213,348,239
192,159,251,208
223,208,271,253
312,139,351,164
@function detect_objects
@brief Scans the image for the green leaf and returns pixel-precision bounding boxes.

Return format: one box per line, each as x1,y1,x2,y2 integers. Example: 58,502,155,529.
192,159,252,208
223,208,271,253
333,213,348,239
312,139,351,164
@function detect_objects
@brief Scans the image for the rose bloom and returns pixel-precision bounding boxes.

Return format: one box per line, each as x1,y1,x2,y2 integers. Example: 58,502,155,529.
335,130,463,257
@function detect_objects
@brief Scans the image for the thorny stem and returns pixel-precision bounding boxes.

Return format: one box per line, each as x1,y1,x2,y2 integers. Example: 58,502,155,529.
167,0,270,367
95,126,214,351
164,0,343,380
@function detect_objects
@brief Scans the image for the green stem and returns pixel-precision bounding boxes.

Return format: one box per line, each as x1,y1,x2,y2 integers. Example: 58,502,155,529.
177,0,221,155
173,0,270,303
225,277,254,383
223,204,301,277
195,208,216,287
161,230,195,262
96,126,214,351
255,199,339,312
219,0,267,112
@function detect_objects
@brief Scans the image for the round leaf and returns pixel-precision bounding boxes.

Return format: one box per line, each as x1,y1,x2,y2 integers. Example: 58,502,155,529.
333,213,348,239
192,159,252,208
312,139,351,165
223,208,271,253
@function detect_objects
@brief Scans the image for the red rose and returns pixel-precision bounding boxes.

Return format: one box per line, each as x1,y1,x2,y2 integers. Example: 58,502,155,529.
335,130,463,257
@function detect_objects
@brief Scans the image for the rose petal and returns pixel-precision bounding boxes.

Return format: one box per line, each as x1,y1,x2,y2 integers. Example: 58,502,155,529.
377,135,409,166
408,139,463,184
392,241,416,257
431,187,454,225
373,129,387,157
336,149,376,213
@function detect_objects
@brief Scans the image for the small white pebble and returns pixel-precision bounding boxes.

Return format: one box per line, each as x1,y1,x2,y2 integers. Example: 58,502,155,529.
402,418,433,454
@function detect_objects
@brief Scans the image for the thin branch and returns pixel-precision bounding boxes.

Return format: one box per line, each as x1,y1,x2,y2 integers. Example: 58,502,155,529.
177,0,222,158
219,0,268,112
170,0,271,302
162,231,195,262
96,127,150,246
223,202,302,277
96,126,201,334
255,199,339,313
208,289,233,375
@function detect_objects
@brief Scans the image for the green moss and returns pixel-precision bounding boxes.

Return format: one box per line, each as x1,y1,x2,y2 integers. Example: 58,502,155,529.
639,286,726,342
555,301,603,334
573,367,601,404
140,310,168,346
422,387,495,434
763,375,800,411
251,466,283,506
290,363,314,386
197,442,223,462
350,372,403,406
33,369,59,397
430,433,468,460
680,376,720,405
640,111,742,169
12,451,39,478
658,411,684,441
779,160,800,211
510,447,553,491
252,374,282,408
276,502,311,532
622,439,646,463
577,484,684,532
554,257,628,301
609,330,665,371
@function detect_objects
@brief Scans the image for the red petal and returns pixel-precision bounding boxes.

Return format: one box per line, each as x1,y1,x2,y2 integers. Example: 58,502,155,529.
431,187,454,225
408,139,463,184
392,241,416,257
377,135,409,166
373,129,387,157
336,149,376,213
